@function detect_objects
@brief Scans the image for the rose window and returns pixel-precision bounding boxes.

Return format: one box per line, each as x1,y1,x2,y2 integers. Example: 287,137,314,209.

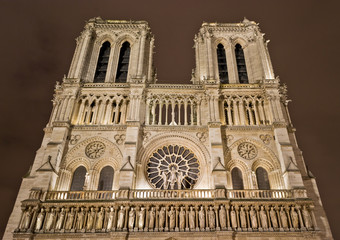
146,145,200,190
237,142,257,160
85,141,106,159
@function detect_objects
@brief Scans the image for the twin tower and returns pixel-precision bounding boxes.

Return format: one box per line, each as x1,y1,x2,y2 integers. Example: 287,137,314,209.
4,17,333,240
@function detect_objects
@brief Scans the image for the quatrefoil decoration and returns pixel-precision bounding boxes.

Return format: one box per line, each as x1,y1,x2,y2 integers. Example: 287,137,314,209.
114,134,126,145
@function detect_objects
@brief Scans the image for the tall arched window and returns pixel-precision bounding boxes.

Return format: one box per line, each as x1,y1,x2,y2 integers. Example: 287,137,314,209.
70,166,87,191
94,41,111,83
235,44,248,84
256,167,270,190
231,167,244,190
116,42,131,83
97,166,114,190
217,44,229,84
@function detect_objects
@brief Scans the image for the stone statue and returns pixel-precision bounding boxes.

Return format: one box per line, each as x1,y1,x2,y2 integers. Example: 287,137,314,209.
159,207,165,229
35,208,45,231
65,208,75,230
96,207,104,230
240,207,247,228
138,207,145,230
86,207,95,230
230,206,237,229
45,208,56,231
177,172,183,190
270,207,278,228
161,171,168,190
168,206,176,230
249,206,257,229
198,206,205,229
117,206,125,229
76,207,85,230
106,208,114,230
260,206,268,229
279,207,288,229
208,206,215,229
302,206,312,229
128,207,135,229
169,167,177,190
55,208,65,230
149,207,156,229
189,206,195,230
290,206,299,229
20,207,33,230
179,207,186,230
83,172,90,190
219,205,227,229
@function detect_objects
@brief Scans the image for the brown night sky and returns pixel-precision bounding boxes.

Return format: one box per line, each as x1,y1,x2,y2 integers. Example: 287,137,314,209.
0,0,339,238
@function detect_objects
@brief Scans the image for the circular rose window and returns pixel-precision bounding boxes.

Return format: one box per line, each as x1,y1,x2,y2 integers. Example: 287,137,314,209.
146,145,200,190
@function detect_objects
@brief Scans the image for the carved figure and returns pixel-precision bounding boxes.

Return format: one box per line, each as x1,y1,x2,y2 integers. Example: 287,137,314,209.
106,208,114,230
159,207,165,229
189,206,195,230
168,206,176,230
260,206,268,229
149,207,155,229
302,206,312,229
83,172,90,190
290,206,299,229
65,208,75,230
279,207,288,229
230,206,237,229
270,207,278,228
20,207,33,230
96,207,104,230
177,172,183,189
249,206,258,229
55,208,65,230
117,206,125,229
86,207,95,230
179,207,186,229
199,206,205,229
208,206,215,229
138,207,145,230
45,208,56,231
35,208,45,231
219,205,227,229
240,207,247,228
128,207,135,229
76,208,85,230
169,167,177,190
161,171,168,190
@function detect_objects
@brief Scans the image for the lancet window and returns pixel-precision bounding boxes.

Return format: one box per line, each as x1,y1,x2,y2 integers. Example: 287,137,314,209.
256,167,271,190
94,41,111,83
115,42,131,83
231,167,244,190
235,44,248,84
217,44,229,84
98,166,114,191
70,166,87,191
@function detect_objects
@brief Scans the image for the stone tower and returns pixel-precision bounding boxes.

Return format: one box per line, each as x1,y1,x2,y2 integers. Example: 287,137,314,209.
3,17,333,240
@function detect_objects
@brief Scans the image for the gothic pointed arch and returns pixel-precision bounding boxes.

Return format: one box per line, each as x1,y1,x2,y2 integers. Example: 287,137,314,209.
97,166,114,190
235,43,248,83
70,166,87,191
216,43,229,84
255,167,270,190
115,41,131,83
94,41,111,83
231,167,244,190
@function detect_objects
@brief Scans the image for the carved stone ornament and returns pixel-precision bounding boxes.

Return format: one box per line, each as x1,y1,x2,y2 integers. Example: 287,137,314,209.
69,135,81,145
237,142,257,160
114,134,125,145
196,132,208,142
259,134,271,145
85,141,106,159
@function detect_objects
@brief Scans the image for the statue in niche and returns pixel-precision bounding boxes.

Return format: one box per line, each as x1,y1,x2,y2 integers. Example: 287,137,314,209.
149,207,156,230
198,206,205,229
76,207,85,230
86,207,95,230
55,208,66,230
260,206,268,229
159,207,166,229
208,206,215,229
83,172,90,190
249,206,258,229
189,206,195,230
219,205,227,229
290,206,299,229
106,207,114,231
65,208,75,230
138,207,145,230
117,206,125,230
177,172,184,190
240,207,247,228
169,167,177,190
168,206,176,230
230,206,237,229
179,206,186,230
45,208,56,231
128,207,135,229
161,171,168,190
35,208,45,231
270,207,278,228
302,206,312,229
20,206,33,230
96,207,104,230
279,207,288,229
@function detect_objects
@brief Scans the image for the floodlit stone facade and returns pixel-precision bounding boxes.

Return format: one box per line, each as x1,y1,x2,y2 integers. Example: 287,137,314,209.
3,17,333,240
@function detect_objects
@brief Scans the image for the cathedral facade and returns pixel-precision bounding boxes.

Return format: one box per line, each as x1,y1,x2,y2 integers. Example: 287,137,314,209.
3,17,333,240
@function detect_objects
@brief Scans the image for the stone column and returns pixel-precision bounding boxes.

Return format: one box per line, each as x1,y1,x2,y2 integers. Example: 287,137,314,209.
309,205,319,231
296,206,306,231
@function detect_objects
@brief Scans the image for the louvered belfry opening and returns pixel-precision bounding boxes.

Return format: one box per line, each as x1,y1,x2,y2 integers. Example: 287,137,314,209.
256,167,271,190
94,41,111,83
97,166,114,191
235,44,248,84
70,166,87,191
217,44,229,84
231,167,244,190
115,41,131,83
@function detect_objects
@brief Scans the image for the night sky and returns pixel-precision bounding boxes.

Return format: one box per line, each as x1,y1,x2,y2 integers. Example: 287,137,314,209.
0,0,339,238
